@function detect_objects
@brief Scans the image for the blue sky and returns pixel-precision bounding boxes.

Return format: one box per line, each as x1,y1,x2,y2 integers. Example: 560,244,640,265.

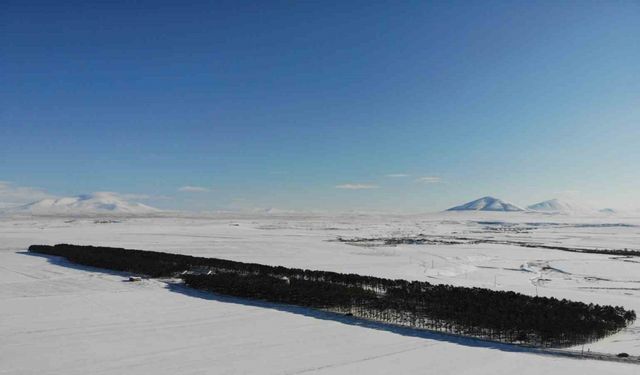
1,0,639,212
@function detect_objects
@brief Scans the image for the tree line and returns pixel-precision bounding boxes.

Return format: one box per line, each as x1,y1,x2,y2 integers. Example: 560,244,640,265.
29,244,636,347
338,236,640,257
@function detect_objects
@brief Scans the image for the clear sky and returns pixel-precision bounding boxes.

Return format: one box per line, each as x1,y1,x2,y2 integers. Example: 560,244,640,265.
1,0,639,212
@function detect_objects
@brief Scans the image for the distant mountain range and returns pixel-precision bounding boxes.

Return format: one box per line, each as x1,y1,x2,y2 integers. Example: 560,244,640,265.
447,196,609,214
526,198,591,213
0,193,627,217
446,196,524,212
8,192,161,217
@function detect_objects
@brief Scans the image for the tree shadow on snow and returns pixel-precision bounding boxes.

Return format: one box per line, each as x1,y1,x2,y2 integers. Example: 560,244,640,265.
164,281,546,355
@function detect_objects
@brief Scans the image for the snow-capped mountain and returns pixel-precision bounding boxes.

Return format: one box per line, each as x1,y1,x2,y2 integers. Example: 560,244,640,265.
11,192,161,217
526,199,590,214
446,196,524,212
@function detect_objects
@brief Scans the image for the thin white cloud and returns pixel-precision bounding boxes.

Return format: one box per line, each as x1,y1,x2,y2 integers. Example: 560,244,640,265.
111,192,174,201
386,174,410,178
0,181,53,204
335,184,379,190
179,185,211,193
555,190,581,195
416,176,442,183
119,193,151,200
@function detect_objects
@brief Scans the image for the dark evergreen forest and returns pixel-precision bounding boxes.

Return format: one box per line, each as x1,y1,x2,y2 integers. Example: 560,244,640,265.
29,244,635,348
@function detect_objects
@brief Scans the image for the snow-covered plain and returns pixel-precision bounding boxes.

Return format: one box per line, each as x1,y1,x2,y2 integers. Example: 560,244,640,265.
2,212,640,374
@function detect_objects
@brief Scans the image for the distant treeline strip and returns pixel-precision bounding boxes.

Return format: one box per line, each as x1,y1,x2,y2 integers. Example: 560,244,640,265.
339,236,640,256
29,244,636,348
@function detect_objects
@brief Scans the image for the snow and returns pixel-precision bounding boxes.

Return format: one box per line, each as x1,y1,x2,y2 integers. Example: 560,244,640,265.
447,196,524,211
1,212,640,374
9,192,161,217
